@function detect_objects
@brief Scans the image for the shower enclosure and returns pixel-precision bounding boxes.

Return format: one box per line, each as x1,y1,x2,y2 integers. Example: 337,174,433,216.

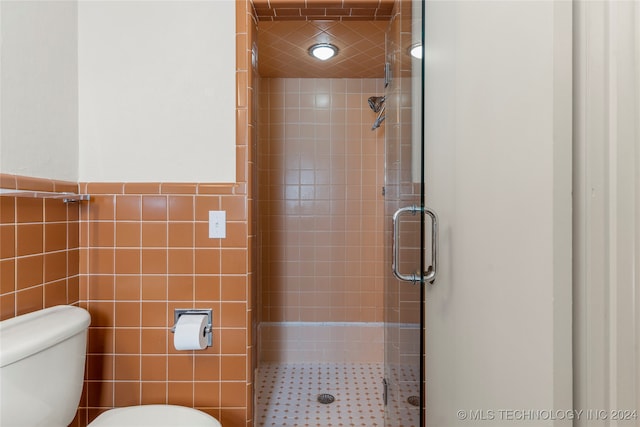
254,0,431,425
383,1,429,426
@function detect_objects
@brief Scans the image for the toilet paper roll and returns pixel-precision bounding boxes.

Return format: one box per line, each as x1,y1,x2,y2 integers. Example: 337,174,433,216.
173,314,208,350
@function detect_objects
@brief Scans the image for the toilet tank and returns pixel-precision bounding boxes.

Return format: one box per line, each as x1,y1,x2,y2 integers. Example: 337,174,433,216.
0,305,91,427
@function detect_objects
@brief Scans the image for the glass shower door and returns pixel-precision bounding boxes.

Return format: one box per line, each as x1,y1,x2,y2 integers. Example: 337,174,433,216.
383,0,428,426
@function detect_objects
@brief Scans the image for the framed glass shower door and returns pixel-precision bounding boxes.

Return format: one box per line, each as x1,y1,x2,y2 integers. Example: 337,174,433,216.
383,0,428,426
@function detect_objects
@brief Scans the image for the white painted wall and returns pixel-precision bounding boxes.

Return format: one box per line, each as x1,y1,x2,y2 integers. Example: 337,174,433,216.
78,0,236,183
424,1,573,425
0,0,78,182
573,1,640,423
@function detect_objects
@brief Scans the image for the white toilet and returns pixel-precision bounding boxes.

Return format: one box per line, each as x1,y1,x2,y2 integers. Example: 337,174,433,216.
0,305,222,427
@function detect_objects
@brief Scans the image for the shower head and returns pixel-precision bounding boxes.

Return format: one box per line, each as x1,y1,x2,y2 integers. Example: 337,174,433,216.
368,96,385,113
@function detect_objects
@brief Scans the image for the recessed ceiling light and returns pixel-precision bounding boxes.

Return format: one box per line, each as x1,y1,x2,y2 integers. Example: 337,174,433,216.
409,43,423,59
309,43,339,61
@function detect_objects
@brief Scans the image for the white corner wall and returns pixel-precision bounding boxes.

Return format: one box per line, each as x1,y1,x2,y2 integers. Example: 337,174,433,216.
0,0,79,182
78,0,236,183
573,0,640,422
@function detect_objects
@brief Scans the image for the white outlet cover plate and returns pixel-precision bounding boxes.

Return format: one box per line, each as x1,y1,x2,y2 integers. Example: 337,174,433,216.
208,210,226,238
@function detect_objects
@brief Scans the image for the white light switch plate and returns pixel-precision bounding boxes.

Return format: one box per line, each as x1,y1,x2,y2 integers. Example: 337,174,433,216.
209,211,226,238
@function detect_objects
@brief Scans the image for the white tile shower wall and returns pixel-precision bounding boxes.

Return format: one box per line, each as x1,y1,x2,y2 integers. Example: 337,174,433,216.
259,322,383,363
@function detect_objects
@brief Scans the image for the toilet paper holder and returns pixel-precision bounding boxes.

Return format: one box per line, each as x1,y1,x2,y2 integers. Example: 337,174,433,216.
170,309,213,347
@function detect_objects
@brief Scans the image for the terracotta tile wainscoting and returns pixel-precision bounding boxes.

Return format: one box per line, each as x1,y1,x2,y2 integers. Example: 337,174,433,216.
76,183,253,427
0,176,257,427
0,173,81,320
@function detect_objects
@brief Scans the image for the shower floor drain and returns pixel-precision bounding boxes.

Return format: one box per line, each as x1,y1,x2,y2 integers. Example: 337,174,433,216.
407,396,420,407
317,393,335,404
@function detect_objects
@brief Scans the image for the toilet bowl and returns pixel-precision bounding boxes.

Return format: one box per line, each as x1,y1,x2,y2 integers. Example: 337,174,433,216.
0,305,222,427
89,405,221,427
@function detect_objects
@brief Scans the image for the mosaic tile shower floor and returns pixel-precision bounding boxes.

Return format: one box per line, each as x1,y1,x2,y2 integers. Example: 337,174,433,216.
255,363,386,427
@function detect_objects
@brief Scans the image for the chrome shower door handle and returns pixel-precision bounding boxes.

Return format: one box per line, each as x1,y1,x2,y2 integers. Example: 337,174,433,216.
423,207,438,284
392,205,420,283
392,205,438,284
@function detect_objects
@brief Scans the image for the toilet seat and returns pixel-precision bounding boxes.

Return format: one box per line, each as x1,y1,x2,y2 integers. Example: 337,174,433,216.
88,405,222,427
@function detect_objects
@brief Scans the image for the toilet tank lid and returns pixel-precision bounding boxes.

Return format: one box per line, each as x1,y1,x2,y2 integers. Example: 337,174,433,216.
0,305,91,368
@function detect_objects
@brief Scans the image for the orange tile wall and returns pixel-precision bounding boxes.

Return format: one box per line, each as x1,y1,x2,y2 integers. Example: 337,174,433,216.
246,0,261,413
258,77,385,323
0,174,81,321
76,184,252,426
